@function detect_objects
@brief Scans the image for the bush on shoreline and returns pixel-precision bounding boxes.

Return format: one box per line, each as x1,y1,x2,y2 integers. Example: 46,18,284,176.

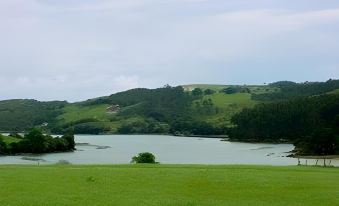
131,152,157,164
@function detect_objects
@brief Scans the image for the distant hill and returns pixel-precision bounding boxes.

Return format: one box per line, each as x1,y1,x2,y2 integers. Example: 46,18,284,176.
0,80,338,138
0,99,67,132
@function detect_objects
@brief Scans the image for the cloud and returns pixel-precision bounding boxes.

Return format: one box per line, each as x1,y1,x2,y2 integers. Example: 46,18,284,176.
0,0,338,101
0,74,140,102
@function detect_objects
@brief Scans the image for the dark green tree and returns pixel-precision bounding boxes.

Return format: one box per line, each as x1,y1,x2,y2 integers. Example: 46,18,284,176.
131,152,156,163
307,128,338,155
220,87,237,94
229,94,339,154
253,79,339,101
204,89,215,95
0,137,6,154
24,128,46,153
62,129,75,150
192,88,203,96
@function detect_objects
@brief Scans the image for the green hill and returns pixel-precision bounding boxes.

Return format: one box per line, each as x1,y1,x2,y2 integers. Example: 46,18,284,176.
0,80,338,138
0,99,67,132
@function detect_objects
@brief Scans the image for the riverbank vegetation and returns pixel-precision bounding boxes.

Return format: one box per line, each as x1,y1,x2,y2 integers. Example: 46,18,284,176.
0,165,338,206
0,129,75,155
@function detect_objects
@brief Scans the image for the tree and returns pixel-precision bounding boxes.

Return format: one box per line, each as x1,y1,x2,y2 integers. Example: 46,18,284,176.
229,94,339,154
220,87,237,94
131,152,157,163
52,137,69,152
307,128,338,155
253,79,339,101
0,137,6,154
192,88,203,96
204,89,215,95
62,129,75,150
0,129,75,155
201,99,214,114
24,128,46,153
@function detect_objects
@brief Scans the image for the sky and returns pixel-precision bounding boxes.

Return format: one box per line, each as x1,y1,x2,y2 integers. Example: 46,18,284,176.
1,0,339,102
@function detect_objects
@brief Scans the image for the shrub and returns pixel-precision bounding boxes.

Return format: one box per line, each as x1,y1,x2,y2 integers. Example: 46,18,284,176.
131,152,157,164
204,89,215,95
56,160,71,165
220,86,250,94
192,88,203,96
0,137,6,154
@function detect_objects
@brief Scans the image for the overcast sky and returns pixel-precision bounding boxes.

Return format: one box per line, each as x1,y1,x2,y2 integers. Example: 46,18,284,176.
1,0,339,102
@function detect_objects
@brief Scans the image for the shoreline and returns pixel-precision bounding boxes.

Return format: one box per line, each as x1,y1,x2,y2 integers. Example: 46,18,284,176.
228,138,293,144
0,163,338,168
295,155,339,160
3,133,338,159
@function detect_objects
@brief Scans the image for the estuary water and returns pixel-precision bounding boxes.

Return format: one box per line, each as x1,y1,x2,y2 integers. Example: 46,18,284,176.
0,134,337,166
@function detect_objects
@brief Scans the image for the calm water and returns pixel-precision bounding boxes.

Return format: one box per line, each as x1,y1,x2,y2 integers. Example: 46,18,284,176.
0,135,337,166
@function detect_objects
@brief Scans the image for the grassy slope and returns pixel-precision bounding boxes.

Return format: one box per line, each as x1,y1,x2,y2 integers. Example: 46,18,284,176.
200,93,256,125
56,104,152,132
328,88,339,94
204,93,256,109
54,84,278,131
0,165,338,206
185,84,281,126
57,104,111,124
0,135,21,144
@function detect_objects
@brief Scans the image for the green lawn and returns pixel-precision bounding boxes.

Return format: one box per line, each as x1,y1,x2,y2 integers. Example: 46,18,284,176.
0,165,338,206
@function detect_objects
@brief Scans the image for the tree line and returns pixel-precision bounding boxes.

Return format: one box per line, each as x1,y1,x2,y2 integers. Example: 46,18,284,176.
252,79,339,101
0,99,67,132
229,94,339,155
0,129,75,155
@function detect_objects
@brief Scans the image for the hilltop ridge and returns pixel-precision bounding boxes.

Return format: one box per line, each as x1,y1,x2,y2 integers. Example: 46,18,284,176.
0,80,338,135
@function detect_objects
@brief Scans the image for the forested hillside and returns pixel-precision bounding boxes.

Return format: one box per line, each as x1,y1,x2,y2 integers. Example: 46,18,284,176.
229,94,339,154
252,79,339,101
54,86,203,134
0,79,338,155
0,100,67,131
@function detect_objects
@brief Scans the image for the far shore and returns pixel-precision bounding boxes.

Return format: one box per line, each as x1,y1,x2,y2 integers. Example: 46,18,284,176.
296,155,339,160
2,132,338,160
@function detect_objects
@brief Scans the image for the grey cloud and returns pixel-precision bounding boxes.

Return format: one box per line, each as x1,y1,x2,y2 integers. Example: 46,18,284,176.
0,0,338,101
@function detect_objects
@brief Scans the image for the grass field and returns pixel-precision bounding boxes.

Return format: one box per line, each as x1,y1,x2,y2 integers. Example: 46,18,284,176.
199,93,257,125
203,93,256,109
57,104,111,124
0,165,338,206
